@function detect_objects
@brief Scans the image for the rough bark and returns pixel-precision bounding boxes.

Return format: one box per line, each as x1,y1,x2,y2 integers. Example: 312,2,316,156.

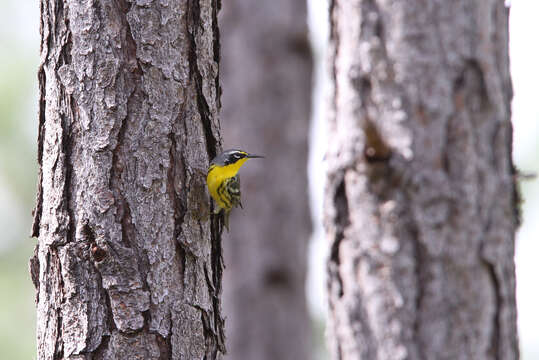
219,1,312,359
30,0,225,359
325,1,518,359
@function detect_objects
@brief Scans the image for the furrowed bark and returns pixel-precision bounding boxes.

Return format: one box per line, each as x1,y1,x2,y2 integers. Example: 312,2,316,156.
30,0,225,358
219,1,312,359
326,1,518,359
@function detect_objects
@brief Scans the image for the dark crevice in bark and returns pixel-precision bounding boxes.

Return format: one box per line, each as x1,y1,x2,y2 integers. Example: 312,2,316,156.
108,82,153,296
168,130,189,293
54,0,64,35
51,248,65,358
55,5,75,243
109,0,141,218
168,132,187,241
479,207,502,360
32,66,46,238
176,240,187,287
29,245,40,300
186,1,225,353
211,0,222,110
156,332,172,360
454,59,489,112
115,0,142,75
184,0,226,353
107,0,155,315
93,334,111,360
141,309,151,332
209,217,226,353
102,279,118,332
61,92,76,245
510,161,522,228
329,176,349,299
187,0,218,160
483,260,501,360
198,304,218,357
89,239,115,356
504,117,522,228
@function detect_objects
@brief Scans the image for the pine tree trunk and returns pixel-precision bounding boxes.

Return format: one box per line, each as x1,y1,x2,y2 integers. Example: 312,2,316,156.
219,1,312,359
325,1,518,359
30,0,225,358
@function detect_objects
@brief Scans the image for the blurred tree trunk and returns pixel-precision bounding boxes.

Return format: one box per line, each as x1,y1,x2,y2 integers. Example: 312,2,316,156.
219,1,312,359
325,1,518,359
30,0,225,358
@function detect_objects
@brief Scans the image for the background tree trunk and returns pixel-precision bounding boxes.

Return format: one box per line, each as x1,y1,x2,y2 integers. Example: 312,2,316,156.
325,1,518,359
219,1,312,359
30,0,225,358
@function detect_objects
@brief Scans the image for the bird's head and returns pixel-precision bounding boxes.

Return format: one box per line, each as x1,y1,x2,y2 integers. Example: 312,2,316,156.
211,149,264,167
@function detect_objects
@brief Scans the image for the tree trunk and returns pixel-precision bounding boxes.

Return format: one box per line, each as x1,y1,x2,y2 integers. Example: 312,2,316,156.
219,1,312,359
30,0,225,359
325,1,518,359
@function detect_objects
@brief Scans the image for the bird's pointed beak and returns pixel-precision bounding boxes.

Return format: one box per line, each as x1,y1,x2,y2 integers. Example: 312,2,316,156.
246,153,264,159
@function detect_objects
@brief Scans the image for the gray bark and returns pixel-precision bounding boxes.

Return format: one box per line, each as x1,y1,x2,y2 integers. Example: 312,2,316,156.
325,1,518,359
30,0,225,359
219,1,312,359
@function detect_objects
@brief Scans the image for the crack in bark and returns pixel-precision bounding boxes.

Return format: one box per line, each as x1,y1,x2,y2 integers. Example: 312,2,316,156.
187,0,218,160
156,332,172,360
211,0,221,110
31,66,46,238
326,175,349,360
88,242,115,356
482,259,501,360
185,1,225,353
93,334,111,360
60,90,75,245
209,215,226,352
168,132,187,241
329,176,349,299
168,130,189,292
29,245,40,300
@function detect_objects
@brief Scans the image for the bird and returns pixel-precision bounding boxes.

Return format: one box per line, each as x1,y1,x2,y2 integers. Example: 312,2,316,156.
206,149,264,231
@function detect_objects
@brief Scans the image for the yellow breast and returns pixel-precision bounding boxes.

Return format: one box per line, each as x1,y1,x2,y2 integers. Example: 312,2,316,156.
206,158,247,210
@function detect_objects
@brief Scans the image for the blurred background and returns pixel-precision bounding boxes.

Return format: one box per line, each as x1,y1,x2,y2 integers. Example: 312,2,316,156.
0,0,537,359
